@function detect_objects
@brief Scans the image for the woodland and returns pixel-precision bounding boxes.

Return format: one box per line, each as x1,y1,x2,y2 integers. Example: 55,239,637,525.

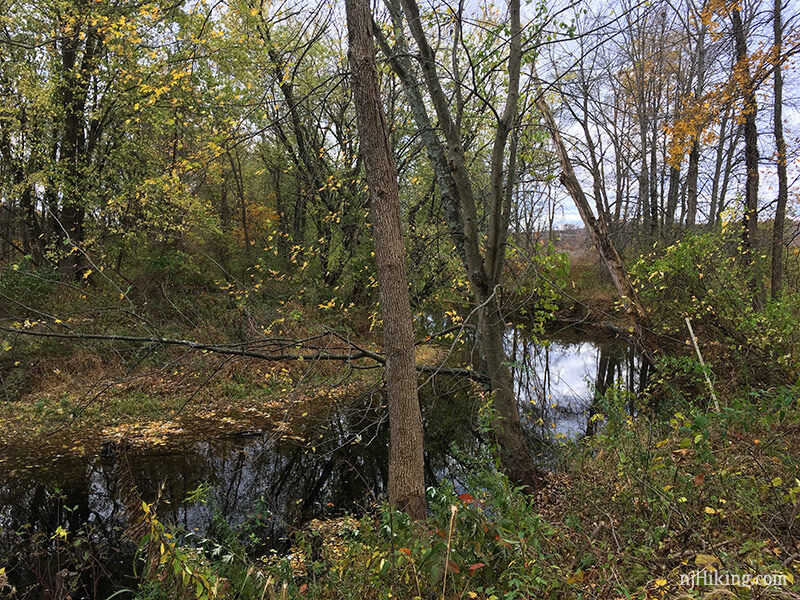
0,0,800,597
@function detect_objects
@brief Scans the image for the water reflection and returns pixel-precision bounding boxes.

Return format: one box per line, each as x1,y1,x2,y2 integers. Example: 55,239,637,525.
0,325,643,595
508,327,645,441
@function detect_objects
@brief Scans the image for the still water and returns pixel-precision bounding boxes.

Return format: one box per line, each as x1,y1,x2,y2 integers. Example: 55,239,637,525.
0,325,645,594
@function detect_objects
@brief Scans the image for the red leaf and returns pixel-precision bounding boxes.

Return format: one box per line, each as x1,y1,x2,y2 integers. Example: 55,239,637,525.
458,493,475,504
468,562,485,576
447,560,460,573
694,472,706,487
299,584,308,594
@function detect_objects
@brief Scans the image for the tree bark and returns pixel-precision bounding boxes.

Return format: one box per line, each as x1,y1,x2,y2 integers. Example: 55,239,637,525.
708,110,729,227
345,0,426,519
717,122,741,223
665,164,681,229
377,0,546,492
685,13,707,228
637,111,650,234
770,0,788,298
731,8,764,308
685,140,700,227
57,18,96,279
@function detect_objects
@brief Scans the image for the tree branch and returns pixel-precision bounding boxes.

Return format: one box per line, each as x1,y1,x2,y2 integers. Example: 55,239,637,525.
0,325,488,382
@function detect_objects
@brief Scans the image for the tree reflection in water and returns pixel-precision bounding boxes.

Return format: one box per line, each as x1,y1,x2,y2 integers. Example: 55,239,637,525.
0,326,644,593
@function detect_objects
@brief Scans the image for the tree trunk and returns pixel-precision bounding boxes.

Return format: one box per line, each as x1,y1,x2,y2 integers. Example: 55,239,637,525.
771,0,788,298
58,34,85,279
345,0,426,519
477,292,545,491
272,163,289,263
685,141,700,227
536,93,657,364
226,150,252,259
685,15,707,228
665,164,681,229
638,115,650,235
717,122,740,223
708,111,729,227
649,118,659,235
57,19,97,280
377,0,546,492
731,8,764,308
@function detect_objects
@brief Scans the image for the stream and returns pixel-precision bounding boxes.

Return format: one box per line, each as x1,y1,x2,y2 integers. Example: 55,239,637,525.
0,324,646,594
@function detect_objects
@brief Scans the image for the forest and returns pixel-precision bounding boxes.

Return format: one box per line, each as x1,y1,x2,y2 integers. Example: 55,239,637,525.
0,0,799,597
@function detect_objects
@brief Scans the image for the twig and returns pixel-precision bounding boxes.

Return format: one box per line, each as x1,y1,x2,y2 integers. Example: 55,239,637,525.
570,521,604,569
684,317,720,413
442,504,458,600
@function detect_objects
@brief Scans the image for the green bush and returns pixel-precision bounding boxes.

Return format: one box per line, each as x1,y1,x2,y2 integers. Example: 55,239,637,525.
141,249,212,288
0,258,57,310
630,229,800,386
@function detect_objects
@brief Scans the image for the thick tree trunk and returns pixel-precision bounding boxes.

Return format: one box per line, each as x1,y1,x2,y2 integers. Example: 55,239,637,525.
477,293,545,491
665,164,681,228
345,0,426,519
771,0,788,298
59,35,85,279
57,19,97,280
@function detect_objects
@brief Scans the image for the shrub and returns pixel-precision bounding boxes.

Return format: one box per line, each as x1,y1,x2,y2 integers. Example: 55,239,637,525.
630,229,800,387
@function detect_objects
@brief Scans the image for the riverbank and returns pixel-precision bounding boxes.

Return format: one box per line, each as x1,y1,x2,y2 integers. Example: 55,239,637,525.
0,287,463,465
3,235,800,599
103,381,800,599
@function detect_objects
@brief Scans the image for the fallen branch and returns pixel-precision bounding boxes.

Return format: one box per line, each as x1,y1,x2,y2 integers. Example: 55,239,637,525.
0,325,488,382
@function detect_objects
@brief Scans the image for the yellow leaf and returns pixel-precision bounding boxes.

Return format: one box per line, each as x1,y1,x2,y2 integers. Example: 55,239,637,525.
566,570,584,584
695,554,718,568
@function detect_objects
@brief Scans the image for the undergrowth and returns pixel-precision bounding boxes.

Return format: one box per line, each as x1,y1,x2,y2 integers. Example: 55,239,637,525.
121,384,800,600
